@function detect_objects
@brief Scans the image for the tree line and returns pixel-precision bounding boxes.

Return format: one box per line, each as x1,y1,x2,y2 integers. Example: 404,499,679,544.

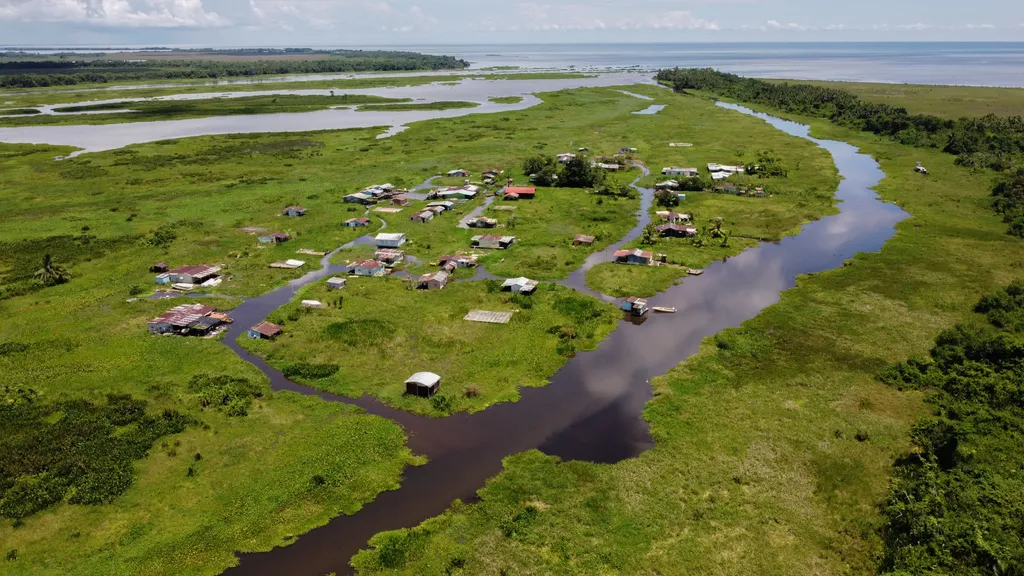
655,68,1024,172
878,282,1024,575
0,51,469,88
656,68,1024,236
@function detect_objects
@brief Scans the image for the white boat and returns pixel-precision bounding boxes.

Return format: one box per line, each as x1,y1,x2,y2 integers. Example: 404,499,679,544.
653,306,677,313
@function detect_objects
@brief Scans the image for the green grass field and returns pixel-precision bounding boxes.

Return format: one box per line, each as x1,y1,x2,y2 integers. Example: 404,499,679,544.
0,79,867,574
773,79,1024,118
240,279,619,416
349,94,1024,575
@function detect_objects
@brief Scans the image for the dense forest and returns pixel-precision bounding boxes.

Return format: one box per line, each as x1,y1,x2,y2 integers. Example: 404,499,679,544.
0,49,469,88
656,68,1024,236
877,283,1024,575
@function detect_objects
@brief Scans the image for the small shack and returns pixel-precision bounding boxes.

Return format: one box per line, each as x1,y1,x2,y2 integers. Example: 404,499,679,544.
662,167,699,177
440,185,480,200
258,232,290,244
405,372,441,398
248,321,282,340
391,195,409,206
439,255,478,268
467,217,498,228
573,234,595,246
326,277,347,290
447,169,469,177
409,210,434,223
418,270,449,290
614,248,653,266
283,206,307,217
149,262,169,273
427,200,455,212
375,233,407,248
655,223,697,238
349,259,386,276
344,217,371,227
504,186,536,200
375,249,405,265
344,192,375,205
620,297,649,316
502,277,538,294
472,234,515,250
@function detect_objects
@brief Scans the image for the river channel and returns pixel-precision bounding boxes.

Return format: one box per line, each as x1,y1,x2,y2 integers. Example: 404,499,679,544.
213,102,909,575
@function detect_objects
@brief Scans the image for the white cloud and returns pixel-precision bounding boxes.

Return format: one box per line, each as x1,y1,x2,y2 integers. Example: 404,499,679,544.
894,22,931,30
765,19,808,31
0,0,228,27
509,2,719,31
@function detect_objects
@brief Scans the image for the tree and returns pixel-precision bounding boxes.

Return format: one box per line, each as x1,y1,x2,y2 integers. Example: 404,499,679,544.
559,155,603,188
34,254,70,287
708,217,727,239
746,149,788,178
992,168,1024,238
640,224,658,246
655,191,679,208
532,164,558,187
523,154,556,177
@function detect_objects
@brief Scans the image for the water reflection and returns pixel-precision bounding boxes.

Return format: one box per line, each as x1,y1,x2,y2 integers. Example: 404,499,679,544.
224,103,908,576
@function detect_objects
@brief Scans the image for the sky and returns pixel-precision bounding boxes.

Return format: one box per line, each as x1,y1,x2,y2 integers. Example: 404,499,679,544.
0,0,1022,46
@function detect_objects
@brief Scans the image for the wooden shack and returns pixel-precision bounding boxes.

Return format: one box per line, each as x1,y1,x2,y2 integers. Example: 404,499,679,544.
405,372,440,397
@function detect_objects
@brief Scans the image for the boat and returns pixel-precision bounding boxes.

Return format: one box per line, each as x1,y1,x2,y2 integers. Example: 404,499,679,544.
687,268,704,276
653,306,677,313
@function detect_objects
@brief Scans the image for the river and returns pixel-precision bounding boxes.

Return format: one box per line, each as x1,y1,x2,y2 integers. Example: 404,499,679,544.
212,102,908,575
0,73,655,156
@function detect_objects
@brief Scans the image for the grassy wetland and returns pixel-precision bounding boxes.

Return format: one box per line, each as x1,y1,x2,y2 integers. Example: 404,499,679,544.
0,77,845,574
9,68,1013,576
350,84,1024,575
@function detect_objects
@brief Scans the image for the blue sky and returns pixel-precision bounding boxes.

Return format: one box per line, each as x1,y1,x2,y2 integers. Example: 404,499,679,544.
0,0,1022,46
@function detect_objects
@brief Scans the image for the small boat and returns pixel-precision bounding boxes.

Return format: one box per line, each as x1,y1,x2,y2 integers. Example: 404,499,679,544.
687,268,704,276
653,306,677,313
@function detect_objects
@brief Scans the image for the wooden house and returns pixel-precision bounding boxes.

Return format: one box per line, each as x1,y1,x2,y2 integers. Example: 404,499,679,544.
620,297,649,316
614,248,653,266
258,232,290,244
375,233,407,248
502,277,538,294
655,223,697,238
344,217,371,227
573,234,596,246
472,234,515,250
349,259,386,276
248,321,282,340
326,277,346,290
409,210,434,224
504,186,536,200
418,270,449,290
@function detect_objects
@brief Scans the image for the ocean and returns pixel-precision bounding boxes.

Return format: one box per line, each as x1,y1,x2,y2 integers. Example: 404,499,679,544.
377,42,1024,87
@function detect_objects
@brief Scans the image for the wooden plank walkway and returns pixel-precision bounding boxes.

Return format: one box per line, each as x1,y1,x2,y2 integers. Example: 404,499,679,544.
463,310,513,324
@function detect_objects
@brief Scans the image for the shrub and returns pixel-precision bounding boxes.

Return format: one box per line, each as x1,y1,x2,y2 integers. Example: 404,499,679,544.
188,374,263,416
0,392,187,519
283,363,340,380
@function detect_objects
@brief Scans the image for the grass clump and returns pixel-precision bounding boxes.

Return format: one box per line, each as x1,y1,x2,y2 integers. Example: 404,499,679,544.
356,101,478,112
489,96,524,104
187,374,263,417
0,388,189,519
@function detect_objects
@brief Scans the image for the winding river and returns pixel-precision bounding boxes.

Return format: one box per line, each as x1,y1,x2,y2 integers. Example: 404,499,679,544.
211,102,909,575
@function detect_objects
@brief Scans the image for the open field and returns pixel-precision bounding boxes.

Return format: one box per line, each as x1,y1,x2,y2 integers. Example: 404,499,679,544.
771,79,1024,119
350,95,1024,575
0,80,847,574
240,279,619,416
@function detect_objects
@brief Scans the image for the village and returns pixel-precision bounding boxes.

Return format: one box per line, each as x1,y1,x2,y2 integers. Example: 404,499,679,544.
146,148,773,402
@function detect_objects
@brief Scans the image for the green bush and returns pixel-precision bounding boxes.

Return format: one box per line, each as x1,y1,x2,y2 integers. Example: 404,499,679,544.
188,374,263,416
282,363,340,380
324,319,397,346
0,391,188,519
878,283,1024,575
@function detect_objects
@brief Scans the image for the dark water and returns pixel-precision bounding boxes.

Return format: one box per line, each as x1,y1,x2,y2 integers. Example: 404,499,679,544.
222,102,908,576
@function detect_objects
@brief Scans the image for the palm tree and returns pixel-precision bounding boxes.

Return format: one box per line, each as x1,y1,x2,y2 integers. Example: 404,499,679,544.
709,217,727,239
34,254,70,287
